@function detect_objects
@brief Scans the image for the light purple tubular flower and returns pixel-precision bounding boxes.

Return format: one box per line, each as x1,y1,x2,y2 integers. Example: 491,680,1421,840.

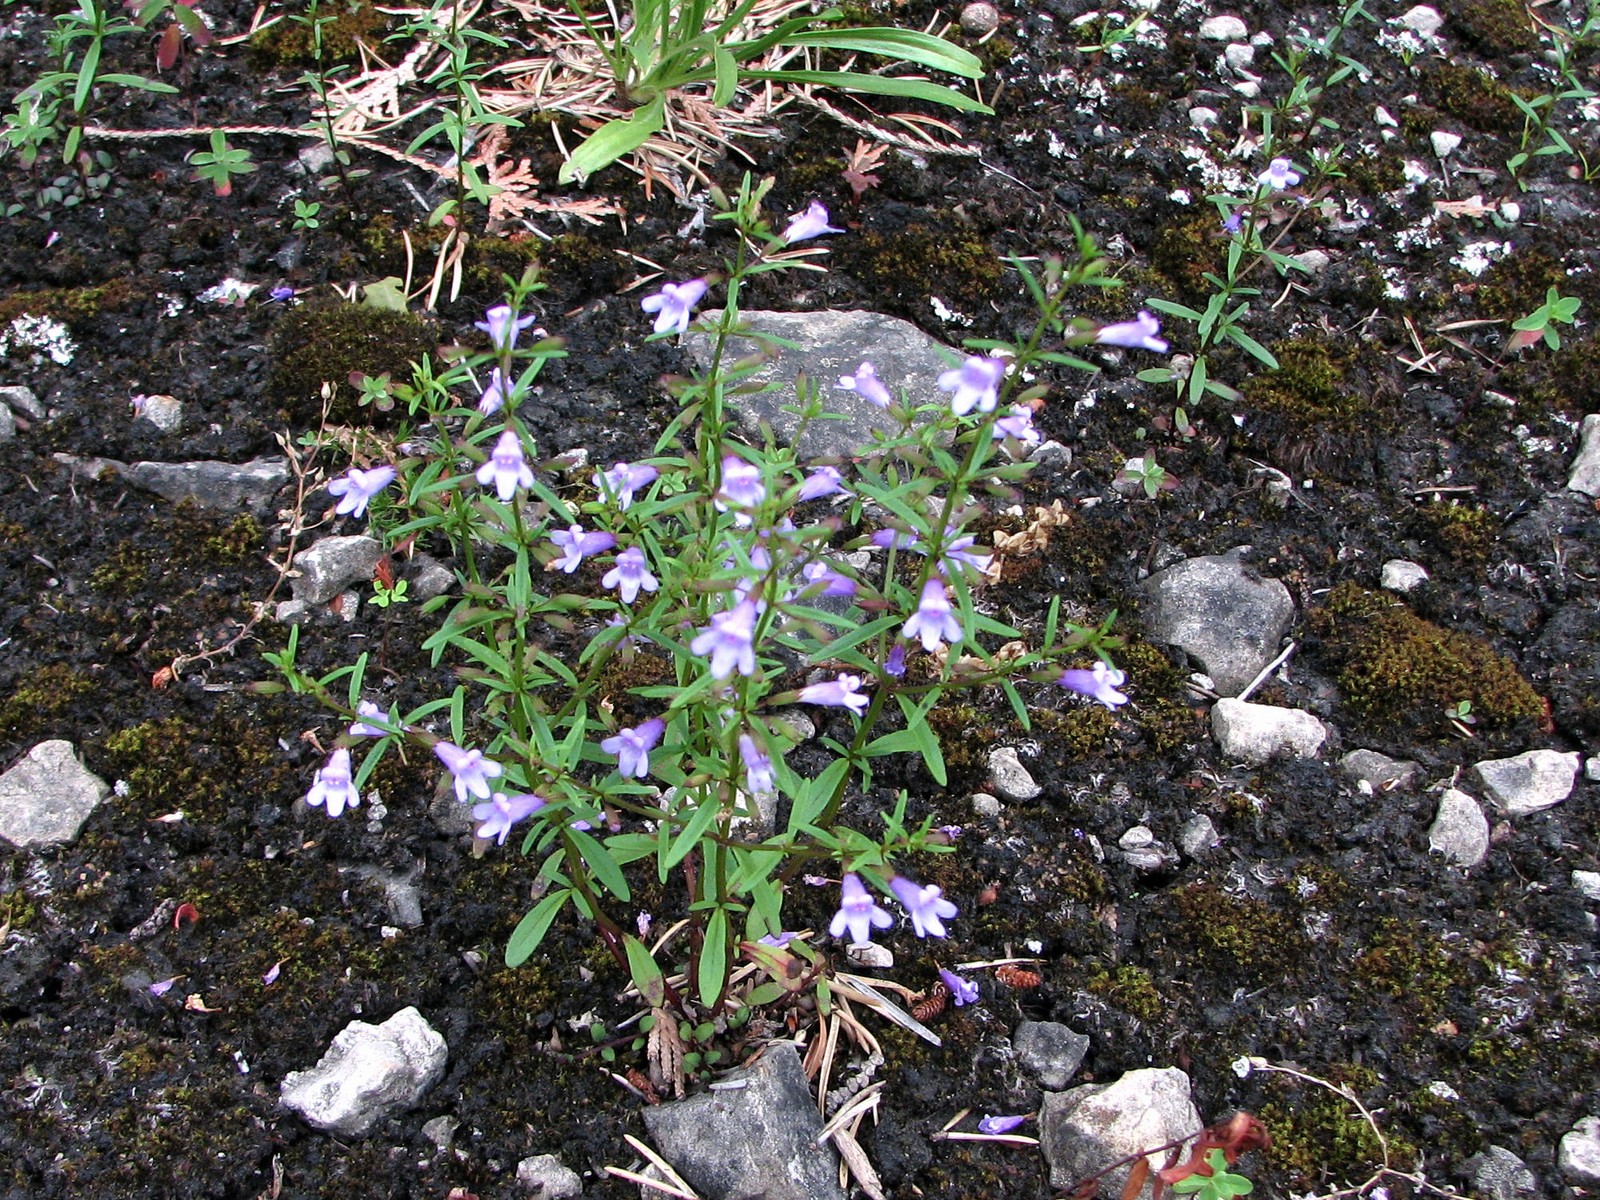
939,966,980,1007
938,353,1008,417
797,673,869,716
269,286,295,303
829,873,894,945
993,405,1041,444
327,465,396,519
1057,661,1130,709
781,200,845,244
938,533,992,580
838,362,894,410
1259,157,1301,190
640,278,709,336
800,560,857,598
476,429,534,501
601,718,666,779
603,546,659,604
903,578,962,653
306,747,361,818
549,523,617,574
978,1114,1028,1135
871,527,920,551
434,741,503,803
472,792,546,846
690,598,761,680
348,700,387,738
884,643,907,678
758,930,802,948
797,465,845,501
476,303,538,352
889,875,958,938
1222,210,1244,235
478,367,512,415
593,461,658,510
739,732,775,796
1094,311,1168,354
715,456,766,525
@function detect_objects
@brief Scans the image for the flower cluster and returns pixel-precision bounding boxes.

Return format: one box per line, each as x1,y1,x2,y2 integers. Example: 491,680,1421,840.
829,872,958,946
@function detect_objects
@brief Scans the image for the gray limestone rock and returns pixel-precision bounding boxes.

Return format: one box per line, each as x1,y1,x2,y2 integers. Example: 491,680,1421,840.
1340,749,1420,793
685,310,957,458
1398,5,1443,37
1199,14,1248,41
1473,749,1580,816
1559,1116,1600,1188
1379,559,1429,593
0,384,44,419
641,1042,845,1200
1427,788,1489,868
1573,870,1600,902
0,740,111,849
121,457,288,513
971,792,1003,818
989,746,1042,802
280,1006,448,1137
406,554,457,603
1014,1020,1090,1090
1040,1068,1201,1196
292,536,384,605
1464,1145,1537,1200
0,402,13,441
1571,415,1600,497
1210,699,1327,765
1139,551,1295,696
1179,813,1220,858
133,394,184,433
516,1153,583,1197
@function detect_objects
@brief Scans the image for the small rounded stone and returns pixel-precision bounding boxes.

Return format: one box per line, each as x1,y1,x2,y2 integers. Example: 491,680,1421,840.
960,1,1000,36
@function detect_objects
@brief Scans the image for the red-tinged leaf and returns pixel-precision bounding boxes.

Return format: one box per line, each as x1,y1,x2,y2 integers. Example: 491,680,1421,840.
151,665,175,689
374,554,395,589
173,901,200,929
1121,1157,1151,1200
156,23,181,70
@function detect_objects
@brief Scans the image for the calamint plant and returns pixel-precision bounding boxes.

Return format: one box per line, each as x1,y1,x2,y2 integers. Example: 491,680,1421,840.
266,179,1164,1034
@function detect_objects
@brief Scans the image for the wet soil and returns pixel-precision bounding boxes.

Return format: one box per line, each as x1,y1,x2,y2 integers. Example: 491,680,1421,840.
1,1,1598,1198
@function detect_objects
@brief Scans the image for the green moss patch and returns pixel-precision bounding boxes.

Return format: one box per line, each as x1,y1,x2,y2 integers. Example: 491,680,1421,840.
266,301,438,425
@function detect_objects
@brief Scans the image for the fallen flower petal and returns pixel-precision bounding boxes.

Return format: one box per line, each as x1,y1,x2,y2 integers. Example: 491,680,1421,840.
978,1114,1028,1135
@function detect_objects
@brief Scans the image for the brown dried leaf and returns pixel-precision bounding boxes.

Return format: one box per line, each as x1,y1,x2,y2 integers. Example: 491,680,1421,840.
647,1006,687,1099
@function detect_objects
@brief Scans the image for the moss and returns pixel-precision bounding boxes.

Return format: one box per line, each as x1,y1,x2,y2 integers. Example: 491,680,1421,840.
1416,502,1498,566
1418,63,1525,135
1152,213,1221,301
101,711,295,823
356,212,452,276
1260,1065,1416,1188
0,663,98,735
1448,0,1539,55
1309,583,1545,737
927,702,1006,791
851,223,1004,312
1338,150,1407,197
89,540,150,595
1085,962,1164,1021
1353,918,1457,1020
1474,249,1566,322
252,0,387,65
168,500,263,566
1242,339,1360,423
1118,642,1205,755
0,279,136,328
1502,330,1600,417
1031,704,1115,757
266,300,438,425
1171,884,1304,980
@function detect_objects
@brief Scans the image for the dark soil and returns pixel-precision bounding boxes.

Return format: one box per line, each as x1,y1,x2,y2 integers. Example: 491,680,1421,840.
1,1,1597,1198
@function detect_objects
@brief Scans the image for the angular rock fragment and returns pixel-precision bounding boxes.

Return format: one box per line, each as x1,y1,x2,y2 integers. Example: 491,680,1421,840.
1139,551,1294,696
0,740,111,849
1427,788,1488,867
1210,699,1327,765
280,1006,448,1137
1040,1067,1201,1196
1473,749,1580,816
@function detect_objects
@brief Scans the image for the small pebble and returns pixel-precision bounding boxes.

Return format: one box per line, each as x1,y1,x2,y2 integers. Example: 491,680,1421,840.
1431,130,1462,158
1199,14,1249,41
960,1,999,36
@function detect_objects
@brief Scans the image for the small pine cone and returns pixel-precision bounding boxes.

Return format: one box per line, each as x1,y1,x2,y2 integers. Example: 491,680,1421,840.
912,983,950,1022
995,965,1043,989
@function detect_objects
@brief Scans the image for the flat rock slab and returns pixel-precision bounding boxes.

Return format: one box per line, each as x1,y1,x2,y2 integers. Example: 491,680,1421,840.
1341,748,1420,792
1211,698,1327,765
1014,1020,1090,1090
641,1041,844,1200
53,452,288,513
1139,551,1295,696
280,1006,448,1137
1473,749,1581,816
1427,788,1489,868
1041,1067,1201,1197
0,740,111,848
292,535,384,604
685,309,956,458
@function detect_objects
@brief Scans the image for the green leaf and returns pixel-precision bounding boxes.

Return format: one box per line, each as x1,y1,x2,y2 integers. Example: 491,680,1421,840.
712,45,737,105
361,276,409,312
558,93,666,184
745,69,991,114
570,827,631,901
1227,329,1279,368
780,27,984,78
624,934,666,1007
663,791,722,871
1144,297,1206,322
505,888,572,967
698,907,728,1005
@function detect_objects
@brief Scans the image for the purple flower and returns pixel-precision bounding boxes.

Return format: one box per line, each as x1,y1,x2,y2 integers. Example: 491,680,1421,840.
903,578,961,653
690,598,761,680
472,792,546,845
829,873,894,944
594,461,658,509
549,523,617,573
938,353,1008,417
797,673,869,716
1259,157,1301,190
306,747,361,818
1222,210,1244,235
269,286,295,303
603,546,659,604
838,362,894,409
938,533,992,580
758,930,802,948
781,200,845,244
601,718,666,779
739,732,775,795
327,465,396,519
476,429,534,501
884,643,907,678
993,405,1041,444
800,560,857,598
939,966,980,1006
476,304,538,352
797,465,845,501
640,278,708,336
871,527,921,551
348,700,388,738
479,367,513,415
715,456,766,525
1094,311,1168,354
889,876,958,938
978,1114,1028,1135
434,741,503,803
1056,661,1129,709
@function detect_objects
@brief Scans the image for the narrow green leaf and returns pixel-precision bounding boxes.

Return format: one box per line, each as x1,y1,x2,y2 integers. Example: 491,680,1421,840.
570,828,630,901
505,888,571,967
624,934,665,1006
698,908,728,1005
745,69,991,114
664,792,722,870
558,93,666,184
780,28,984,78
712,46,738,106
